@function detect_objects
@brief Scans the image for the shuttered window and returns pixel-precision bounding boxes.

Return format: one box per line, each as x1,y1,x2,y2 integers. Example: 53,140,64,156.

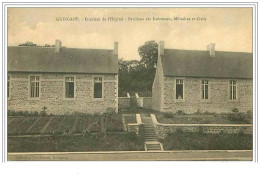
30,76,40,98
65,77,74,98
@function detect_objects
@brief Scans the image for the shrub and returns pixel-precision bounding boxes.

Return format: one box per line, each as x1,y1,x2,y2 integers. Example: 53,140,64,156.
232,108,239,113
246,110,253,118
176,110,185,115
194,109,201,115
163,112,174,118
39,110,47,116
203,111,216,115
227,112,246,122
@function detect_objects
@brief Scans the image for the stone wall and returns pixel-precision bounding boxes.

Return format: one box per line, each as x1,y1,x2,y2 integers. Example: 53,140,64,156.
8,73,118,115
126,114,142,135
118,93,130,109
162,77,252,114
150,114,252,139
143,97,152,109
135,93,143,107
152,55,164,111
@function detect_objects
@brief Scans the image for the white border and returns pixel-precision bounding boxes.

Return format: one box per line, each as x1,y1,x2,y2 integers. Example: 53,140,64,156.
1,2,259,188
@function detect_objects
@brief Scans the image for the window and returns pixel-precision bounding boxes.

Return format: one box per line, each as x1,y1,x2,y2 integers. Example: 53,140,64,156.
30,76,40,98
7,75,10,98
94,77,103,98
65,77,74,98
176,79,184,99
230,80,237,100
202,80,209,100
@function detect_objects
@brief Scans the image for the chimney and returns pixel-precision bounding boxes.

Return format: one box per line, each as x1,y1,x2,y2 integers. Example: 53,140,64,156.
158,41,164,55
113,42,118,56
55,39,62,53
207,43,215,57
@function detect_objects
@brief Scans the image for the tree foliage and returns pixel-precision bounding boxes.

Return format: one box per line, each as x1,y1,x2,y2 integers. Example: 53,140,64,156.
138,40,158,68
118,41,158,96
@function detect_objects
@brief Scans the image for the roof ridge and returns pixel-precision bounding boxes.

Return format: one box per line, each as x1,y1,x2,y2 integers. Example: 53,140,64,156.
164,48,252,54
8,46,113,51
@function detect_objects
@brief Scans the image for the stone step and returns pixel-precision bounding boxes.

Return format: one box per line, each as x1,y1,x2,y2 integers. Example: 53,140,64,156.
145,135,156,138
145,132,156,135
146,145,162,151
145,139,158,142
145,134,156,137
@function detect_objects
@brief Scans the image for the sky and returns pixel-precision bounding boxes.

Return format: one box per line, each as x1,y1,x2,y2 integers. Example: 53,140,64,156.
8,8,252,60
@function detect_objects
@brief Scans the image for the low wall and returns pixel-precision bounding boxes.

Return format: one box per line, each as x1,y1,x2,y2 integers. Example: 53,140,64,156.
118,93,130,109
143,97,152,109
135,93,152,109
150,114,253,139
135,93,143,107
127,114,142,135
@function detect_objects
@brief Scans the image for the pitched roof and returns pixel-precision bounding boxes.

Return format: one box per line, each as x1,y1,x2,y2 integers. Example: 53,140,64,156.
161,49,253,79
8,46,118,74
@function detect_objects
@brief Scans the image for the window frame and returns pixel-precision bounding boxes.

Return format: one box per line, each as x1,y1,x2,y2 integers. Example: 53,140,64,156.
93,76,104,100
28,74,41,100
64,75,76,100
175,78,185,101
201,80,209,100
229,80,237,100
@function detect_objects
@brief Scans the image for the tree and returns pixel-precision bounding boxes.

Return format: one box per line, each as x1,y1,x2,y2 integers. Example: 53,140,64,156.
138,40,158,68
118,41,159,95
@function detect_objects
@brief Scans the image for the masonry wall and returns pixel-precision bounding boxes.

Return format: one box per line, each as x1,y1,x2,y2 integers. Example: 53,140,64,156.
152,55,164,111
162,77,252,114
155,124,253,139
8,73,118,115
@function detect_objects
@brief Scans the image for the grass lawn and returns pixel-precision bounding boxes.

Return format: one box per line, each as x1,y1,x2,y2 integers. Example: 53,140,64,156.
161,132,252,150
156,113,252,124
8,132,144,152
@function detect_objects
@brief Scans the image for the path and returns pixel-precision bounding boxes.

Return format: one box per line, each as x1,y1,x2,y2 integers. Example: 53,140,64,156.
141,114,164,151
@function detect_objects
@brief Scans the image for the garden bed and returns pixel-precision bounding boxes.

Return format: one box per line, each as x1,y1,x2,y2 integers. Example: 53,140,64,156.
156,113,252,124
161,132,252,150
8,113,124,136
8,132,144,152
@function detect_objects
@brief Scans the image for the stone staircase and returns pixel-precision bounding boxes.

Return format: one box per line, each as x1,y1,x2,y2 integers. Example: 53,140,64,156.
141,115,164,151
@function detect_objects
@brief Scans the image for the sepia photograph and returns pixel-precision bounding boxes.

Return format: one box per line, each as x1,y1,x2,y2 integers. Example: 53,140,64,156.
5,6,254,161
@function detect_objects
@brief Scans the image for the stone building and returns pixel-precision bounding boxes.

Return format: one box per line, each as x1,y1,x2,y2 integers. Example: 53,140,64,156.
152,41,253,114
8,40,118,115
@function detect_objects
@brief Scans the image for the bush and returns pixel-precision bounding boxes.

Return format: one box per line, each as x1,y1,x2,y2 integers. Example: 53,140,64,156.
227,112,246,122
163,112,174,118
39,110,47,116
176,110,185,115
204,111,215,115
232,108,239,113
194,109,201,115
8,110,39,116
246,110,253,118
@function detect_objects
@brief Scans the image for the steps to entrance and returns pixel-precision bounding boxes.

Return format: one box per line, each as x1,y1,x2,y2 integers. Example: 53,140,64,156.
145,141,164,151
141,115,164,151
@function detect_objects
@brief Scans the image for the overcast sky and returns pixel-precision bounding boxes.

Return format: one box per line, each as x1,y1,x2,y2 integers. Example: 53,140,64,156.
8,8,252,60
